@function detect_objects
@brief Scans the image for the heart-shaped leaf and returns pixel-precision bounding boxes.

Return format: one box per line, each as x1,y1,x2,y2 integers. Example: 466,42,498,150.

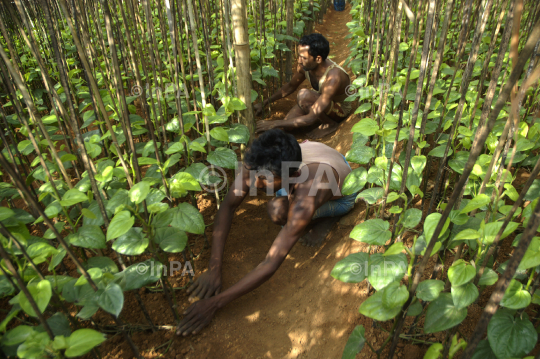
350,219,391,245
424,293,467,333
331,252,369,283
487,309,537,359
416,279,445,301
448,260,476,286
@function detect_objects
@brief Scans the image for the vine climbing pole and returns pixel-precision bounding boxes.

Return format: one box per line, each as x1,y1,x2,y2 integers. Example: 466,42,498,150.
231,0,255,142
285,0,294,82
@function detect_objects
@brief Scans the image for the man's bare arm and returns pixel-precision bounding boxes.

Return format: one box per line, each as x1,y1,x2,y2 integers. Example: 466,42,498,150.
255,64,306,114
186,166,250,300
177,172,335,336
268,70,343,129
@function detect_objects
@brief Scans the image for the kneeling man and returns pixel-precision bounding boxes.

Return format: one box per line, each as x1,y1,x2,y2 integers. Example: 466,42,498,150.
254,33,352,139
177,129,358,336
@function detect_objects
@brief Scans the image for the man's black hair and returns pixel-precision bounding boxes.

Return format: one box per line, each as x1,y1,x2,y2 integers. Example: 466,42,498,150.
244,129,302,177
299,33,330,61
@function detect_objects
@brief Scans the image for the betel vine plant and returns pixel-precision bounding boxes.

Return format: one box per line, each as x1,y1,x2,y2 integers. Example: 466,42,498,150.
334,0,540,358
0,0,334,357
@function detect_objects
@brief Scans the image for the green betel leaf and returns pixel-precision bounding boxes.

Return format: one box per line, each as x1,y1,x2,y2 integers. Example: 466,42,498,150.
60,188,87,207
375,156,388,170
210,127,229,142
481,221,519,245
359,288,402,321
487,309,537,359
383,242,405,256
449,209,468,225
107,211,134,241
382,282,409,310
424,213,450,242
227,124,250,144
128,181,150,204
451,282,479,309
428,145,452,158
0,207,15,221
478,268,498,286
115,259,163,291
471,340,498,359
533,289,540,305
358,287,407,322
64,329,106,357
171,202,205,234
460,194,490,214
207,147,238,169
411,155,427,175
500,279,531,310
424,344,443,359
81,208,96,220
2,325,34,346
27,243,58,264
448,259,476,286
154,227,188,253
402,208,422,228
407,299,423,316
416,279,445,301
350,219,391,245
20,280,52,317
346,146,375,165
351,118,378,136
16,331,51,358
453,228,480,241
171,172,202,192
367,253,407,290
354,103,371,114
424,293,467,334
86,256,119,274
524,179,540,201
518,237,540,270
386,192,400,204
341,167,368,195
76,304,98,320
356,187,384,204
112,227,149,256
331,252,369,283
341,325,366,359
68,225,106,249
97,283,124,317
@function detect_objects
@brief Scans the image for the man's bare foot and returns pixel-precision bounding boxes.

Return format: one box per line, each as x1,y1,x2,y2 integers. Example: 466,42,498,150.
306,123,339,139
299,216,340,247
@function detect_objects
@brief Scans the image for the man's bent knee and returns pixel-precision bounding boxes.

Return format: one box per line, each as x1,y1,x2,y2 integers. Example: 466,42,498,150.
267,197,289,226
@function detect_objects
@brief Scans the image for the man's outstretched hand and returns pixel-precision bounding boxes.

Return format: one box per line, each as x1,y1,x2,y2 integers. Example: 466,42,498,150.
186,270,221,300
253,103,264,117
256,120,280,134
176,298,218,336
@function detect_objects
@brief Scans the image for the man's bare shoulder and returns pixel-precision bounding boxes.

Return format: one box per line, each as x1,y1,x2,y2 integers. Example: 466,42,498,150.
326,67,350,84
293,163,338,193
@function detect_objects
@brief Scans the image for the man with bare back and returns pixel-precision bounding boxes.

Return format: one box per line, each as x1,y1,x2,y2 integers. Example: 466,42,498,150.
254,33,352,139
176,129,358,336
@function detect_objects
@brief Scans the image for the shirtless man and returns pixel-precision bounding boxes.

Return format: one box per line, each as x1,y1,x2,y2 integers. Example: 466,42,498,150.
254,33,352,139
176,129,358,336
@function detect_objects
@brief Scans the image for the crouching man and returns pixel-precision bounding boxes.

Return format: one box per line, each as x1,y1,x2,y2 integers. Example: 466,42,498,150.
176,129,357,336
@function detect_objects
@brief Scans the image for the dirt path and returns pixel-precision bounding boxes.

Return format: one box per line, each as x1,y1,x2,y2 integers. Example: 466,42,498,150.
163,6,387,359
95,5,424,359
